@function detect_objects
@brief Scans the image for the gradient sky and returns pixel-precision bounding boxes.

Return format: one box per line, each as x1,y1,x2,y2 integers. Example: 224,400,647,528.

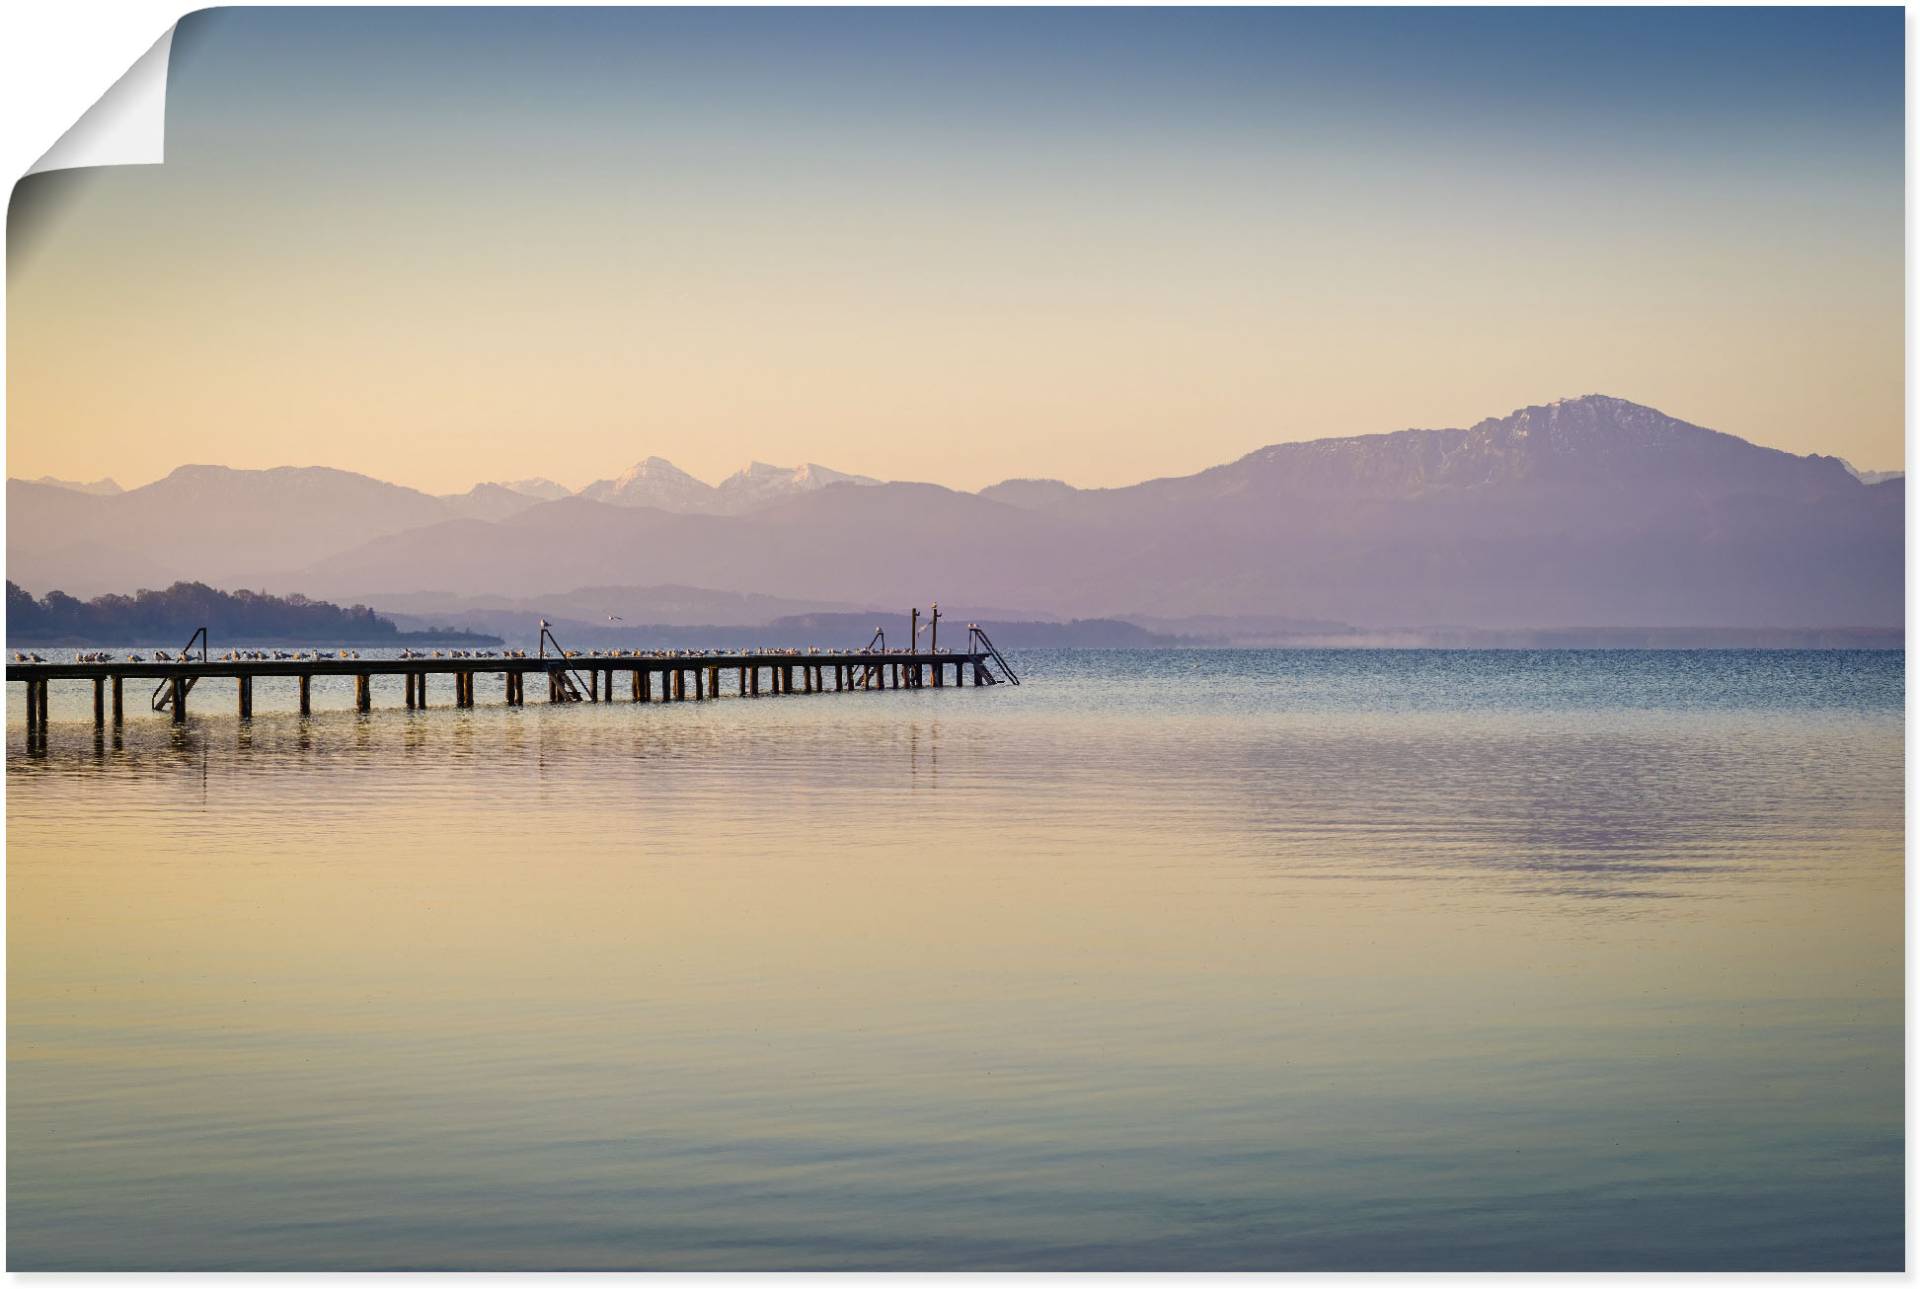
7,7,1904,494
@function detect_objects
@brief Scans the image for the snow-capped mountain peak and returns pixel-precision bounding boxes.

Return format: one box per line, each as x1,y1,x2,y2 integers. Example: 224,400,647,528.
716,461,880,509
579,457,719,512
497,477,571,501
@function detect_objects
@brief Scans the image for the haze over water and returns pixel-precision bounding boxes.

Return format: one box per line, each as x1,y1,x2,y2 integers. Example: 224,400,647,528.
7,649,1903,1270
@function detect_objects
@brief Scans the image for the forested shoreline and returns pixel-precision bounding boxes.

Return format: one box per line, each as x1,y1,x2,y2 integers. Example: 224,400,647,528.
6,581,501,646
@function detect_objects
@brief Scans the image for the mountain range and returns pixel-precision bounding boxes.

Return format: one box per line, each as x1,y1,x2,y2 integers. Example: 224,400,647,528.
9,397,1903,630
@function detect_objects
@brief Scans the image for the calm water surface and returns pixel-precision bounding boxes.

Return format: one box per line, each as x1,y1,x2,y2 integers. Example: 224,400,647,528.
7,650,1904,1269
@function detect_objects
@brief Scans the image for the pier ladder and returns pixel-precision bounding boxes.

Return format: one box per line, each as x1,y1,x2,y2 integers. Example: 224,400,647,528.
968,625,1019,685
150,626,208,712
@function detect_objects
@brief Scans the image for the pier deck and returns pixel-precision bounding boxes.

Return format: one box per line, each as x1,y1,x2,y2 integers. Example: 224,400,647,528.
8,649,1004,732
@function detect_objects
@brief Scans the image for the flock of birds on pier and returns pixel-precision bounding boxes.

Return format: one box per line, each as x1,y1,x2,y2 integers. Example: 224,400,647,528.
17,644,964,665
396,649,531,659
16,649,374,663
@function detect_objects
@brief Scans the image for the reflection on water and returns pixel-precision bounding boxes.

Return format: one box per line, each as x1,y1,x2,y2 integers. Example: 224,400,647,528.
7,651,1903,1269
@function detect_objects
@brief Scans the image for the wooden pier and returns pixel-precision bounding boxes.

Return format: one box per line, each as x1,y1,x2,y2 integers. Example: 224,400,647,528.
8,647,1011,737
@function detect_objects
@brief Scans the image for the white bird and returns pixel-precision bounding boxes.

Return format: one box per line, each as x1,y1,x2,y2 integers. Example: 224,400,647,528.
608,615,623,622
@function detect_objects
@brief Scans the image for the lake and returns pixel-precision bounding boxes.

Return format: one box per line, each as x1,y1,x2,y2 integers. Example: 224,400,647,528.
7,648,1904,1269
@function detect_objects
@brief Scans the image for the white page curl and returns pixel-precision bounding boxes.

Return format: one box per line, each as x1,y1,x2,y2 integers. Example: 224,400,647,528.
25,24,174,176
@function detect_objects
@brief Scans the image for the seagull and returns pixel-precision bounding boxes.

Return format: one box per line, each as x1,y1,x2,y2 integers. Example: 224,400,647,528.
608,615,623,622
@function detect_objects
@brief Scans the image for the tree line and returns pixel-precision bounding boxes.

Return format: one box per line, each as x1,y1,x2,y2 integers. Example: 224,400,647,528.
6,581,500,645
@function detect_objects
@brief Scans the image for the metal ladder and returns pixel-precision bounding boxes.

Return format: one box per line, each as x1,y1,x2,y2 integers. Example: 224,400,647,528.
151,626,208,711
968,625,1020,684
538,623,590,701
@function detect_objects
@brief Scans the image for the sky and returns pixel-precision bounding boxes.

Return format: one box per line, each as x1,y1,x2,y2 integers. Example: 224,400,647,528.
7,6,1905,495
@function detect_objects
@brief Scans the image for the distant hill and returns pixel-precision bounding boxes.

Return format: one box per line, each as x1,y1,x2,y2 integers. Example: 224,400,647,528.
9,397,1904,630
32,475,122,496
7,465,453,596
366,583,876,629
380,609,1179,651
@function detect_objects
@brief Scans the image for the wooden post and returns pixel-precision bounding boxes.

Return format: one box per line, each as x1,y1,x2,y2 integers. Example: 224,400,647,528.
640,669,653,702
171,675,187,724
405,673,416,709
298,674,311,714
355,673,371,712
111,675,124,723
93,677,105,725
24,679,38,729
237,676,252,719
933,660,943,687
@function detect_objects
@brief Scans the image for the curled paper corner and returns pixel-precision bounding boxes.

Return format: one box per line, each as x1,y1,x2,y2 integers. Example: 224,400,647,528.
25,23,176,176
